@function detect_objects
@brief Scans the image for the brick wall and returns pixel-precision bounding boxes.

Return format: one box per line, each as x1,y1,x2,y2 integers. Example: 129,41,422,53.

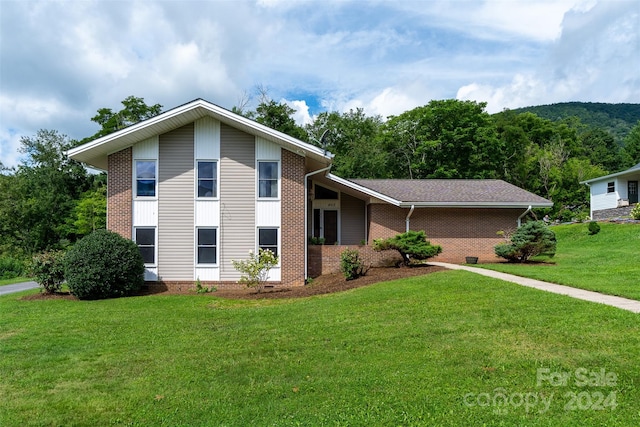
107,148,132,238
368,204,523,264
281,149,306,286
308,245,402,277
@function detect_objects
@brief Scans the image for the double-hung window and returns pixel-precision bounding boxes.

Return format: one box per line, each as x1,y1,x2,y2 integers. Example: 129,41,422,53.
258,228,278,258
197,161,217,198
136,160,156,197
258,161,278,198
197,228,217,265
135,228,156,265
607,182,615,193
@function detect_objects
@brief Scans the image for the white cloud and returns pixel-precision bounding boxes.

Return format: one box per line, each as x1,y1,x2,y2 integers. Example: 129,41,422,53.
456,0,640,112
0,0,638,168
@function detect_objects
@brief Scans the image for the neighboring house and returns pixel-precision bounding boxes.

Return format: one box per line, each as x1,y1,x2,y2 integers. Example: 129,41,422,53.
581,163,640,220
68,99,552,290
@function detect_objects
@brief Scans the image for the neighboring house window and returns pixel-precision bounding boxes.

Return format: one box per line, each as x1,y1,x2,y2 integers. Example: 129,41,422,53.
607,182,615,193
258,161,278,198
197,161,217,198
136,160,156,197
135,228,155,265
258,228,278,258
197,228,217,265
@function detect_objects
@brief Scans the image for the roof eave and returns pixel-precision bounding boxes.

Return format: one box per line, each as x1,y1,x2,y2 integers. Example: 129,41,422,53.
326,173,402,206
67,99,333,170
397,201,554,208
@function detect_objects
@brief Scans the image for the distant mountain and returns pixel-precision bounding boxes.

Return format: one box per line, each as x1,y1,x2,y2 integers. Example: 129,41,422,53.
507,102,640,145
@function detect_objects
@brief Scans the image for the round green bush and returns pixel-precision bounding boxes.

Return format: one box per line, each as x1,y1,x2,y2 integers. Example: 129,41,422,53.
64,229,145,300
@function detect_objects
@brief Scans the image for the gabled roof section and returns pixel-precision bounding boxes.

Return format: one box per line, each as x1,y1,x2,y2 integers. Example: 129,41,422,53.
333,176,553,208
580,162,640,184
67,98,332,170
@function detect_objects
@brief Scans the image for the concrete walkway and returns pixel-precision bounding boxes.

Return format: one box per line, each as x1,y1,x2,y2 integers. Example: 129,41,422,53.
429,262,640,314
0,281,39,296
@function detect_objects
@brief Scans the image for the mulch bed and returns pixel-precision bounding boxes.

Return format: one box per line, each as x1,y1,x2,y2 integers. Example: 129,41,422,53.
20,265,446,301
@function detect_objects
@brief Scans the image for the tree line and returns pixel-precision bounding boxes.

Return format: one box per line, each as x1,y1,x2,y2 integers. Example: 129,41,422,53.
1,95,639,268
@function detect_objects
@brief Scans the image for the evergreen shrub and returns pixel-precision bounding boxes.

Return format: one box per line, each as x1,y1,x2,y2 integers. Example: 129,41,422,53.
495,221,556,263
64,230,144,300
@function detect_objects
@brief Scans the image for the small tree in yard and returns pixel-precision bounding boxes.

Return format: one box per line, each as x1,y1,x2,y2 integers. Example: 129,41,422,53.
373,230,442,266
30,250,66,294
495,221,557,263
232,249,278,293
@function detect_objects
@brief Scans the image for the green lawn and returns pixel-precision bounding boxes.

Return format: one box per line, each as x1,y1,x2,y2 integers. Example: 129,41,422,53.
1,271,639,426
479,222,640,300
0,277,31,286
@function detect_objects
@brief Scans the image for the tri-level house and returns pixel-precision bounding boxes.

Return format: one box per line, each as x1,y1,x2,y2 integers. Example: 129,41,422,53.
68,99,552,290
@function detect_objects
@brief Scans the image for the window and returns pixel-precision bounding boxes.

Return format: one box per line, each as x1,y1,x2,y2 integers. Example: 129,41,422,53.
197,161,217,198
258,161,278,198
136,160,156,197
258,228,278,258
607,182,615,193
135,228,155,265
197,228,217,265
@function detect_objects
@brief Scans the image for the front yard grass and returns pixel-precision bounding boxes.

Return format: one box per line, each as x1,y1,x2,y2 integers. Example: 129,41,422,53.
479,222,640,300
1,270,639,426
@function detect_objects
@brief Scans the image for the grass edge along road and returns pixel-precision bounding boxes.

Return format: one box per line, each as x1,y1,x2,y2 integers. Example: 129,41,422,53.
1,270,638,426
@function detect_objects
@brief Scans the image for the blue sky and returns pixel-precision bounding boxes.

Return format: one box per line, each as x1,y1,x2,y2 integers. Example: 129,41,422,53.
1,0,639,168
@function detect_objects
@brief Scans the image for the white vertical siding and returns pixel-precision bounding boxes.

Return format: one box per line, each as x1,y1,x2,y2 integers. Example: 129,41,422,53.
256,137,281,281
132,137,158,281
195,117,220,159
133,200,158,226
256,201,281,226
158,124,195,281
256,137,281,159
194,118,221,281
133,136,159,159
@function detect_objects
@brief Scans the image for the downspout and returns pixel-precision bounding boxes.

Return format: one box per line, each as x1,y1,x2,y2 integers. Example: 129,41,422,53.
304,165,332,283
517,205,532,228
405,204,415,232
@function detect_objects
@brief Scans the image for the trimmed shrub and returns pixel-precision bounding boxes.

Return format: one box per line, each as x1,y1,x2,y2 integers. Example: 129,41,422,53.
495,221,556,263
64,230,144,300
29,251,65,294
0,256,26,280
631,203,640,220
340,248,369,280
373,230,442,266
588,221,601,235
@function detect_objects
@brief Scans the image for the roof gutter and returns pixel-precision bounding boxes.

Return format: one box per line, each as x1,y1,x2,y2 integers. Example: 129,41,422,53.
405,205,415,232
517,205,532,227
304,165,332,283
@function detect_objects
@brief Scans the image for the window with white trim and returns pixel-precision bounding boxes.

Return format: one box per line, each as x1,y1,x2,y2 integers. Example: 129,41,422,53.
135,228,156,265
607,182,615,193
136,160,156,197
197,228,217,265
197,161,217,198
258,161,278,198
258,228,278,258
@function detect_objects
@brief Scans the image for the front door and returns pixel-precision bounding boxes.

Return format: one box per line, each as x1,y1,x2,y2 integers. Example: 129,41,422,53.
629,181,638,204
323,210,338,245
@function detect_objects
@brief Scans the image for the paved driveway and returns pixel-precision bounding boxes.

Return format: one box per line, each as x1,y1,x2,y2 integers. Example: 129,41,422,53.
0,281,39,296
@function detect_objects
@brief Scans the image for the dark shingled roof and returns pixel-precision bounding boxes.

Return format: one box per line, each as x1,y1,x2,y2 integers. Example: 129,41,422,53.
349,179,552,206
